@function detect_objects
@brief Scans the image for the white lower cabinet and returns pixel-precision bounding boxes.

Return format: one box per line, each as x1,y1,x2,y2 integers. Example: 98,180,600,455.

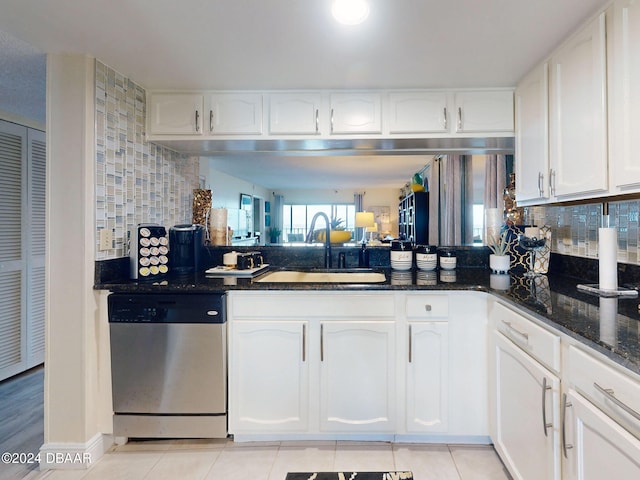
494,332,561,480
561,389,640,479
228,290,487,441
319,321,395,432
405,322,449,433
230,321,309,433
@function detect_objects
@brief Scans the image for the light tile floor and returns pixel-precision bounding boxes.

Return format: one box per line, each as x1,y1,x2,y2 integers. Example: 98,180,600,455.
29,439,512,480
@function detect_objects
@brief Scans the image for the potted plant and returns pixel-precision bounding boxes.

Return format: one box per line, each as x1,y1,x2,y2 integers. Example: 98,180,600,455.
268,227,281,244
487,230,511,274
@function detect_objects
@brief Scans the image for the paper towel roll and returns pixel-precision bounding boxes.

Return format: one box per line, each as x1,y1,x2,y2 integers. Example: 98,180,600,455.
599,297,618,345
598,227,618,291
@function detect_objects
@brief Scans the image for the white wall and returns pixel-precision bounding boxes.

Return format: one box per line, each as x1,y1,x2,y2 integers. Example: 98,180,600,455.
44,54,112,467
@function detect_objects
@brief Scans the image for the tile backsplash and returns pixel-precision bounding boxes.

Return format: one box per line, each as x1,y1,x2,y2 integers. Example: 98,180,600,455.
95,61,199,260
529,199,640,266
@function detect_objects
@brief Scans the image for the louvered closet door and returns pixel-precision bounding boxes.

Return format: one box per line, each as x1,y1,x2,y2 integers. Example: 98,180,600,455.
0,120,27,380
27,130,45,367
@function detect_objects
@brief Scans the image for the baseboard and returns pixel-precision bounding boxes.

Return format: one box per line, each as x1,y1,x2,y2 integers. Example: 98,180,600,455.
39,433,114,470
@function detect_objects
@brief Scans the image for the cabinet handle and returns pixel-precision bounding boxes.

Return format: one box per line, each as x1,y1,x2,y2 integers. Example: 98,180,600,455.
424,304,432,312
408,325,412,363
209,110,214,132
594,382,640,422
320,323,324,362
443,107,448,130
302,324,306,362
549,169,556,196
195,110,200,133
315,109,319,134
502,320,529,341
561,393,573,458
457,107,463,131
330,109,334,134
538,172,545,197
541,377,553,437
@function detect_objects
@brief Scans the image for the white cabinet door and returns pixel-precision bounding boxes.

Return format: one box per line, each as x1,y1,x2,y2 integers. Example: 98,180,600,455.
405,322,449,433
330,93,382,134
454,90,514,133
494,332,561,480
515,63,550,203
610,0,640,191
269,93,322,135
388,92,449,134
319,321,395,432
206,93,263,135
562,390,640,479
147,93,204,135
549,13,608,198
229,321,309,433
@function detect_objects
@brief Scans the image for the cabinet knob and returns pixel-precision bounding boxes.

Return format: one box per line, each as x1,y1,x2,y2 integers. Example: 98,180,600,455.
424,304,432,312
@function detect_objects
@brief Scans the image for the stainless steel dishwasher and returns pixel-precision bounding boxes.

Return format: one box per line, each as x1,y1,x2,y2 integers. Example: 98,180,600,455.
108,293,227,438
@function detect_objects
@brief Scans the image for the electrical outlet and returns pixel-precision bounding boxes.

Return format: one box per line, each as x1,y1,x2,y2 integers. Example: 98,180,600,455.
99,228,113,251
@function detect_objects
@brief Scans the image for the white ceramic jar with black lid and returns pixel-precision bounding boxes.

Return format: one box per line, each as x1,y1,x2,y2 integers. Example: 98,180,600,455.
390,240,413,270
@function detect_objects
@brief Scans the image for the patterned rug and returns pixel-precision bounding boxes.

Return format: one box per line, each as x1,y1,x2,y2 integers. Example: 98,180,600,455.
285,473,413,480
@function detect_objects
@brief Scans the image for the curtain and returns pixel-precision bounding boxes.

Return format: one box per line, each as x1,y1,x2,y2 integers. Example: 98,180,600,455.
354,192,364,242
484,154,507,210
272,194,284,237
441,155,465,245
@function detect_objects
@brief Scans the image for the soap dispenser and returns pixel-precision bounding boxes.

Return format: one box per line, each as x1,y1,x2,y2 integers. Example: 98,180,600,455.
358,242,370,267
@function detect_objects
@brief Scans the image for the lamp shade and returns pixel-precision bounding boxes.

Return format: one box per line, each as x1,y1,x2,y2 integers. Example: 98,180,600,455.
355,211,375,228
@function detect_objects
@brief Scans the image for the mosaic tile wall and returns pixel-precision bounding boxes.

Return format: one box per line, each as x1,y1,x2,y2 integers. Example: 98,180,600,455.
95,61,199,260
528,199,640,265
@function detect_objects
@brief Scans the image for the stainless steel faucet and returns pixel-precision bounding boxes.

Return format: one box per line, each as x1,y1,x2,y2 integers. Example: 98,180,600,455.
305,212,332,269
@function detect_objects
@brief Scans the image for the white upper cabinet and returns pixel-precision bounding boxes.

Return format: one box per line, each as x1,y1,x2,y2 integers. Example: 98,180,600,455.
609,0,640,192
269,93,322,135
330,93,382,134
454,90,514,133
515,63,550,203
148,93,204,135
206,93,263,135
549,12,608,199
387,91,449,134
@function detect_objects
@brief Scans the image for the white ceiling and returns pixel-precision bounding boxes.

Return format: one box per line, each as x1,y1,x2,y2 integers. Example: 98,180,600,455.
0,0,610,189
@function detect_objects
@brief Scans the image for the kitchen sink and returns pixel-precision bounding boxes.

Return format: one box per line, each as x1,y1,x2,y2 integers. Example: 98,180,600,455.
254,268,386,283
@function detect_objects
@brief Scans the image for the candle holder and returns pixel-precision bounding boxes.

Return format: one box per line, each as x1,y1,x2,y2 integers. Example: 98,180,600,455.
518,235,546,278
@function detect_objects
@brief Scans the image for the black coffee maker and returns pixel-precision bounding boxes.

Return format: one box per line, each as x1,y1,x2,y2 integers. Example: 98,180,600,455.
169,224,206,275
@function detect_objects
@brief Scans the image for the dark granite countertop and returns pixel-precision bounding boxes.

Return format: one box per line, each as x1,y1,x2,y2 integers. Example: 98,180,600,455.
95,248,640,377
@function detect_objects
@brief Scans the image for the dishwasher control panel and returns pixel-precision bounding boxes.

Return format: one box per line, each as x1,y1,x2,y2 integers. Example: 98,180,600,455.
108,293,226,324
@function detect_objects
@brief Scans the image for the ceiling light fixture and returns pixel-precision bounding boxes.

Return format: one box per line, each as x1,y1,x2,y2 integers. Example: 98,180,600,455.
331,0,370,25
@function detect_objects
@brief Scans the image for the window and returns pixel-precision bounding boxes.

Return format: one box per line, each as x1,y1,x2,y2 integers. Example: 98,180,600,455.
283,204,356,242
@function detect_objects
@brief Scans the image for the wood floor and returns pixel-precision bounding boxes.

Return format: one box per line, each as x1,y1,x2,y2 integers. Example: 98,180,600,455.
0,365,44,480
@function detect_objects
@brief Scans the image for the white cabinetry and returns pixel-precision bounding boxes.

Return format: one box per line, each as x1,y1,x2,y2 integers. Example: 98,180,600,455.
515,63,550,202
548,13,608,199
404,294,450,433
230,321,309,433
562,345,640,479
269,93,322,135
206,93,263,135
148,93,204,135
454,90,514,133
228,291,396,439
491,302,561,480
609,0,640,192
330,93,382,134
319,321,395,432
387,91,449,134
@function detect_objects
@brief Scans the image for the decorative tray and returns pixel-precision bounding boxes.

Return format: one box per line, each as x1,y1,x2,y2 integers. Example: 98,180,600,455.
205,264,269,277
